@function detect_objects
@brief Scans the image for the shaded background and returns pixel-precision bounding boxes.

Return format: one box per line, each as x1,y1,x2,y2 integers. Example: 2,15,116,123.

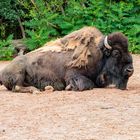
0,0,140,59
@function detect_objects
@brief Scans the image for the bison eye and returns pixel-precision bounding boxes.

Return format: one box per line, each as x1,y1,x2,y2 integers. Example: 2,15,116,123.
112,50,121,58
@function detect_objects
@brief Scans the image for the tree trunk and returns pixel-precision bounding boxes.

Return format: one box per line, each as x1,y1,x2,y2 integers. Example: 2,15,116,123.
17,17,26,39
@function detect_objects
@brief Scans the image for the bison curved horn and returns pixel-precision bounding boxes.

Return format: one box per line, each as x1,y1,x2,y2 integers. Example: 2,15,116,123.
104,36,112,50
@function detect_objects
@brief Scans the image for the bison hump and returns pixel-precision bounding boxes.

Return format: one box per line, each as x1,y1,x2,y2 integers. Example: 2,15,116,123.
27,26,103,68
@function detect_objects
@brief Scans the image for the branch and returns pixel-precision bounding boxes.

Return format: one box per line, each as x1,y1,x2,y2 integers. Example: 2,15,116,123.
17,17,26,39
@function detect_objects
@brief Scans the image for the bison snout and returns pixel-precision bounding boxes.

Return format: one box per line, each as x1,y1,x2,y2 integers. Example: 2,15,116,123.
125,66,134,77
123,65,134,78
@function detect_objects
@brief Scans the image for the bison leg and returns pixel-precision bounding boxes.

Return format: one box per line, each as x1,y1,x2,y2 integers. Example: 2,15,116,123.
65,70,95,91
13,85,40,94
96,72,109,88
25,66,65,91
44,86,54,93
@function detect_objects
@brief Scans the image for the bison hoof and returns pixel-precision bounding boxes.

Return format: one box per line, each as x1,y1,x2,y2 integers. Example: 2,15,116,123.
65,84,72,91
66,77,95,91
32,90,41,94
14,85,21,92
45,85,54,92
29,87,40,94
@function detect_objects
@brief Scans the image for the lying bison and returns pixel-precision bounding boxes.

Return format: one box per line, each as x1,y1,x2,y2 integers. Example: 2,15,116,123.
0,27,134,93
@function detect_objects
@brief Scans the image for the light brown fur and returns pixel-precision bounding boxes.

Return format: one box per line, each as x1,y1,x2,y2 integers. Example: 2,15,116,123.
29,27,103,68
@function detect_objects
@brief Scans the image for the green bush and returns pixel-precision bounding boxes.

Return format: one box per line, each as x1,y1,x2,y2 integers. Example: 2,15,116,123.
0,0,140,59
23,0,140,53
0,0,24,39
23,1,59,51
0,35,14,60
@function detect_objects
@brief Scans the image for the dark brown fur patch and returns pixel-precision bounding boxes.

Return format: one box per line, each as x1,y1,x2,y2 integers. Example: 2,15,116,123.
108,32,128,53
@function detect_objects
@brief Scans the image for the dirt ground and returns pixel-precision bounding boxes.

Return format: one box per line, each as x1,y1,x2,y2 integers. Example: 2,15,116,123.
0,55,139,140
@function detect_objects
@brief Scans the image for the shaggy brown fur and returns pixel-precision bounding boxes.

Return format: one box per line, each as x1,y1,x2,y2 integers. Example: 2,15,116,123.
29,27,103,68
0,26,133,93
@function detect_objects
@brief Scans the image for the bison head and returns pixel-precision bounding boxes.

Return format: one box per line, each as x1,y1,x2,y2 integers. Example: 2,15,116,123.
96,32,134,90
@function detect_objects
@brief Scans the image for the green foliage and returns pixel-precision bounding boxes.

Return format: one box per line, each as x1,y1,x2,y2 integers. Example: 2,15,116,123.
0,0,140,59
0,0,18,20
23,0,59,50
0,0,24,37
0,35,14,60
23,0,140,53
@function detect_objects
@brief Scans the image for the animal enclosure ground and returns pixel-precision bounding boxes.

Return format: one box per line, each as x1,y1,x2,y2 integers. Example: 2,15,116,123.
0,55,140,140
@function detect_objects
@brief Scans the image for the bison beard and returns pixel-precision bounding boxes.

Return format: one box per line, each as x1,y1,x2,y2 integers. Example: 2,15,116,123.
0,27,134,93
95,50,134,89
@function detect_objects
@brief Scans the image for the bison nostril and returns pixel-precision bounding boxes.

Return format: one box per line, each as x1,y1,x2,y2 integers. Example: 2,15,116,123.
125,67,134,77
126,68,133,72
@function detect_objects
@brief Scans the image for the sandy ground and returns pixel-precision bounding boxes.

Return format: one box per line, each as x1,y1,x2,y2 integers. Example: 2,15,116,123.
0,55,140,140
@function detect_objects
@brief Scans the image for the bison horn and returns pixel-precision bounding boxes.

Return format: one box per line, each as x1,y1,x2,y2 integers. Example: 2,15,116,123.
104,36,112,49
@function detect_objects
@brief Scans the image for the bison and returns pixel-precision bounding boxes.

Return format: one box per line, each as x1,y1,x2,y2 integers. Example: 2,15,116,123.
0,27,134,93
